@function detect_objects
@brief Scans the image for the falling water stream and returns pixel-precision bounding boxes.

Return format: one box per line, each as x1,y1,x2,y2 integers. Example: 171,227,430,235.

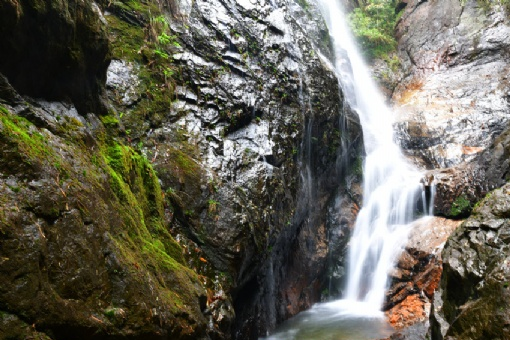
262,1,431,339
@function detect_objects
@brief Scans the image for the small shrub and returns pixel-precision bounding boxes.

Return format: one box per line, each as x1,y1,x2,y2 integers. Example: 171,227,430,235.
449,194,471,218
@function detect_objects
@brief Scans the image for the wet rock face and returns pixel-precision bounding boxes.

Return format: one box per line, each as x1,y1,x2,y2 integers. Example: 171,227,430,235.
0,0,364,338
144,0,363,337
431,182,510,340
393,0,510,169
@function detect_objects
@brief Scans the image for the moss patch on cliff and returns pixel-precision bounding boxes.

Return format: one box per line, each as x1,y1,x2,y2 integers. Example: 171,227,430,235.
0,103,208,336
0,108,52,163
104,0,181,133
102,140,188,262
101,140,206,318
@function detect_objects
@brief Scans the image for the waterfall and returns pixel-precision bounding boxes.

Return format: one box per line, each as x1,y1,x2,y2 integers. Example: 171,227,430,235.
317,1,428,312
262,3,435,339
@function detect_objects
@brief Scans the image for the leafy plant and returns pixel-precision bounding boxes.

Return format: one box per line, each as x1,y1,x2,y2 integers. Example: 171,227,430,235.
449,194,471,218
347,0,401,60
208,199,219,213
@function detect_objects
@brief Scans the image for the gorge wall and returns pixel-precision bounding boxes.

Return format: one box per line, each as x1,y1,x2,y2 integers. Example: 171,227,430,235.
0,0,363,339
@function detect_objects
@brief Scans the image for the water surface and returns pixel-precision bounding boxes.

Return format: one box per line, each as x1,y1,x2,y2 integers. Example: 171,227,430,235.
261,300,394,340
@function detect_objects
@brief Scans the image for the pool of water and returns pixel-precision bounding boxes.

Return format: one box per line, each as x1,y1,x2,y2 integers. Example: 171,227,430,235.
261,300,394,340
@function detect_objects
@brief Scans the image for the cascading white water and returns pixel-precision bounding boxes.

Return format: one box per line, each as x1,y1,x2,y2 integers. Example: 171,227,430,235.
317,1,427,312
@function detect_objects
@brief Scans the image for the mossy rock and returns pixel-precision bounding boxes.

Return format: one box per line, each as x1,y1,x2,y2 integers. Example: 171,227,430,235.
0,106,209,338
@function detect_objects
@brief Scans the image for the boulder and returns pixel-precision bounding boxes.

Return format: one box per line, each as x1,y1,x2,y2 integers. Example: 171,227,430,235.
431,182,510,340
385,217,461,330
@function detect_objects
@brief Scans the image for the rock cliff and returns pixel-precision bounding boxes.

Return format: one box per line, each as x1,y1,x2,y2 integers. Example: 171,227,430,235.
393,0,510,170
0,0,363,339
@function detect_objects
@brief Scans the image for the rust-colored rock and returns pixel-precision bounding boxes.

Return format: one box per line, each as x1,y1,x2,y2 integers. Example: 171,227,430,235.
385,217,461,329
386,294,427,329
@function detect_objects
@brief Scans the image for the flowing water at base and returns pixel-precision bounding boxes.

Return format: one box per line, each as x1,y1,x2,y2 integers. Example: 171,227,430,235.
260,300,393,340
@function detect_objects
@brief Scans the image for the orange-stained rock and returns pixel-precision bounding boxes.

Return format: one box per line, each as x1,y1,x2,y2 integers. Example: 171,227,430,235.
384,217,461,329
386,294,427,329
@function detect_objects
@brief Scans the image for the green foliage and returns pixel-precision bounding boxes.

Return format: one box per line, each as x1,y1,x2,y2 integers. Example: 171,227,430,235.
207,199,219,214
347,0,401,60
449,194,472,218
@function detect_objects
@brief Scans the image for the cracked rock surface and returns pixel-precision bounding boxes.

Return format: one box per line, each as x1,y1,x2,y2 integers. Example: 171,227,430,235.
393,0,510,169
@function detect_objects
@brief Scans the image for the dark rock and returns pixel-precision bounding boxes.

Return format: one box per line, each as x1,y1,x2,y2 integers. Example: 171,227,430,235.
431,182,510,340
0,0,110,115
0,73,23,106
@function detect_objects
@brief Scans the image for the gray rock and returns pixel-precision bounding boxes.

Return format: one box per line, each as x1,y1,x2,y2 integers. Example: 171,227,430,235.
431,183,510,340
106,60,141,107
393,0,510,169
112,0,364,337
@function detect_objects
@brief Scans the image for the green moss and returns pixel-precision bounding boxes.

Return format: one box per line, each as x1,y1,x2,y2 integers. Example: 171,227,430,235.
171,148,199,176
450,194,472,218
105,14,145,62
0,108,72,180
0,111,51,163
140,240,202,313
101,139,190,273
104,142,164,218
142,239,181,271
58,116,84,134
100,115,120,128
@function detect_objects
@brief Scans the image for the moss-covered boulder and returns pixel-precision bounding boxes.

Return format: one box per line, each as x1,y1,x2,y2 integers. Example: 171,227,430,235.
0,100,210,339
